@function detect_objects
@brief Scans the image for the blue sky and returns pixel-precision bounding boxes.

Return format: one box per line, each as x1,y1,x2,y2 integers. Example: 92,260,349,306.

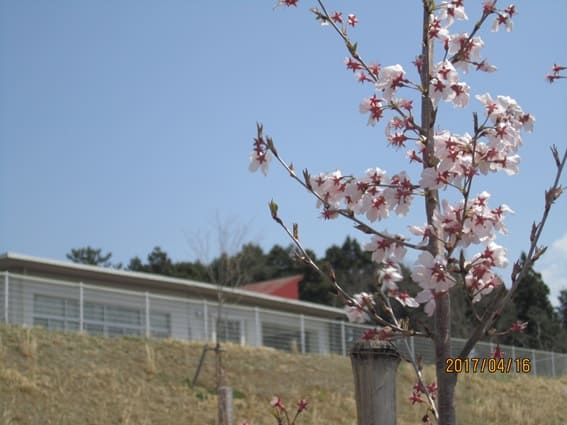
1,1,566,305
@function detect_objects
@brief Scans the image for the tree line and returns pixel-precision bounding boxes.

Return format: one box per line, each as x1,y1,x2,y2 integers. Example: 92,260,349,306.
66,239,567,353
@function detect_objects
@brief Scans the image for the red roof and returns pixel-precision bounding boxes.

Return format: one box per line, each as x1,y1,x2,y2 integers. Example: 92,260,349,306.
241,275,303,300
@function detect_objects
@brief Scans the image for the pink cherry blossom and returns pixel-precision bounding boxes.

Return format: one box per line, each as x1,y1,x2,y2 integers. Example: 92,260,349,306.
362,193,390,222
492,8,515,33
331,11,343,24
476,94,533,142
546,64,567,83
356,71,373,84
345,57,362,72
447,33,485,72
429,61,460,107
345,292,372,323
412,251,456,291
362,327,394,341
510,320,528,333
433,194,513,249
491,344,505,359
475,60,497,73
428,60,470,107
271,396,285,410
471,242,508,268
359,94,384,126
483,1,495,14
427,382,439,395
249,150,272,175
309,170,347,209
438,0,468,26
465,263,500,302
389,171,414,215
378,263,403,290
279,0,298,6
364,234,407,263
410,391,424,405
450,82,470,107
391,289,419,308
347,14,358,27
361,328,380,340
419,160,455,190
297,399,309,413
415,289,436,316
375,64,406,101
368,63,380,77
428,17,449,41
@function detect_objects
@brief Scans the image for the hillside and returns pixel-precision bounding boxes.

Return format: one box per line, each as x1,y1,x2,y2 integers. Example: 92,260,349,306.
0,324,566,424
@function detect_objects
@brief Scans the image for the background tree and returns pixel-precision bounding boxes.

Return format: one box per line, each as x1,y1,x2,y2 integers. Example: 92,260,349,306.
324,237,375,295
127,246,174,276
500,254,567,352
188,215,253,425
146,246,175,276
173,260,209,281
559,289,567,329
265,244,332,305
234,243,270,283
66,246,117,268
126,256,145,272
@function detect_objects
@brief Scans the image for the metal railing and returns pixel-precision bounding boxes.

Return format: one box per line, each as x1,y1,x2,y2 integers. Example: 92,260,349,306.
1,271,565,377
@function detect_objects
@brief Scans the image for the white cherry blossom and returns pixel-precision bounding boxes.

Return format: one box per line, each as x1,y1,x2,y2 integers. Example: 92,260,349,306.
375,64,406,102
412,251,456,291
415,289,436,316
345,292,373,323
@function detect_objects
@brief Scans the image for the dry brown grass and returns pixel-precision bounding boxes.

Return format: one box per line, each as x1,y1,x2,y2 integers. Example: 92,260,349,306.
0,324,565,424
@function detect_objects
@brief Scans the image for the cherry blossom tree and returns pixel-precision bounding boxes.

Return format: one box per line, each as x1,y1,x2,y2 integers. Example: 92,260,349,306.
249,1,566,424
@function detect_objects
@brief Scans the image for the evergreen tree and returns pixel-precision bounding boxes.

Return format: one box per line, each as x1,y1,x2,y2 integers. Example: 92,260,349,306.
173,260,209,281
126,256,145,272
235,243,269,283
66,247,115,268
126,247,175,276
505,254,564,351
146,246,174,276
559,289,567,329
324,237,375,295
265,244,332,305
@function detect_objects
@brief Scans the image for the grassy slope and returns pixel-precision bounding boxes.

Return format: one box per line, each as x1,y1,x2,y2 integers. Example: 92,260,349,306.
0,324,566,425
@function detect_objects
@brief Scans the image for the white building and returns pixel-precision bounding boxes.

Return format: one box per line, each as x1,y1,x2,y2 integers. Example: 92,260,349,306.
0,252,359,355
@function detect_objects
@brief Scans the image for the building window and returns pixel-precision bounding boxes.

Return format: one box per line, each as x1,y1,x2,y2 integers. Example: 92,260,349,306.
262,322,300,352
33,294,79,332
261,322,318,353
85,302,143,337
150,311,171,339
33,294,170,338
215,319,242,344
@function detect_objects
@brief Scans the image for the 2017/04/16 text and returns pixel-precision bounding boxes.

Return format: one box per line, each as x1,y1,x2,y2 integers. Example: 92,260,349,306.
445,357,532,374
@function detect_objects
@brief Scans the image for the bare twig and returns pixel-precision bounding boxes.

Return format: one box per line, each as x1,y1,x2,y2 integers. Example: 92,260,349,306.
256,125,426,252
458,147,566,359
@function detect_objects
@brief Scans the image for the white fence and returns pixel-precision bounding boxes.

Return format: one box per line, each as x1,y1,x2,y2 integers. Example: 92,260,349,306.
1,271,566,377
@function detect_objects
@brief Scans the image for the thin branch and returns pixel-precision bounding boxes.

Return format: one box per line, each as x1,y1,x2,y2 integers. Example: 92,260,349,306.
448,1,497,65
259,128,426,252
458,147,566,359
313,0,426,135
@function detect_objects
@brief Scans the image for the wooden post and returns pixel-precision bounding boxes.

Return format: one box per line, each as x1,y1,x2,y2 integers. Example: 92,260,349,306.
218,386,233,425
191,345,209,388
350,340,401,425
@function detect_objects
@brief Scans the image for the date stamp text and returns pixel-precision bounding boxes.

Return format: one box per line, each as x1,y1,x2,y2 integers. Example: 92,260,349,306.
445,357,532,374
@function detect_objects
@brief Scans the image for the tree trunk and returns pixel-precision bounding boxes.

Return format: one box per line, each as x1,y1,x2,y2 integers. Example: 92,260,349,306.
434,293,457,425
420,1,457,423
